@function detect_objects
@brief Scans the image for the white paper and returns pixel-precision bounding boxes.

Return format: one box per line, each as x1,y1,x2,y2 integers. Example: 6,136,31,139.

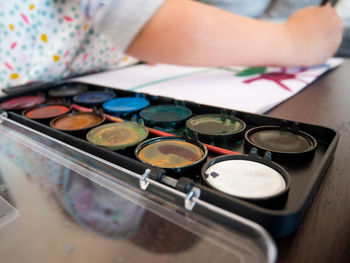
73,58,343,113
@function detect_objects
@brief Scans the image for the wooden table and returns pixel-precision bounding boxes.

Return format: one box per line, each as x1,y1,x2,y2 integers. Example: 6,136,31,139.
267,59,350,263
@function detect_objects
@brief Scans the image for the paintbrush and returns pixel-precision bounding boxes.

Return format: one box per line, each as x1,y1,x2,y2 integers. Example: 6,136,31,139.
320,0,338,6
71,104,240,156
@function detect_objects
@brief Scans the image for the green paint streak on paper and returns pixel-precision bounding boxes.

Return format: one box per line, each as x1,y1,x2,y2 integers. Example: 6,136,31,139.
128,68,213,91
236,67,267,76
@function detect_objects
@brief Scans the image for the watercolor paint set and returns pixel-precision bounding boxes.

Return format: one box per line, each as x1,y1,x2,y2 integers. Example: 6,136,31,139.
0,81,339,239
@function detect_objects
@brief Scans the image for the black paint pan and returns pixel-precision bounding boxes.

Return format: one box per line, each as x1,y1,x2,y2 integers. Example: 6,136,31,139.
244,121,317,163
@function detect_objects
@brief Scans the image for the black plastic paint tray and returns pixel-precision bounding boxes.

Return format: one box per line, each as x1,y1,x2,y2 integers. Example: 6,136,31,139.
0,81,339,239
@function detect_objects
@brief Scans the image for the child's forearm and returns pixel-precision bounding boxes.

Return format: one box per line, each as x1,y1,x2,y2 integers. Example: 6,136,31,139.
126,0,343,67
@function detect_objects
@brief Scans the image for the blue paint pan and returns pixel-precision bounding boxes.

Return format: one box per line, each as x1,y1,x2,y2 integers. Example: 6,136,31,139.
73,90,116,106
102,97,150,119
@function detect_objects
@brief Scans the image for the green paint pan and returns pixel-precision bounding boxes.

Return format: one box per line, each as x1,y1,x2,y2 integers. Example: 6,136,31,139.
186,114,246,145
86,122,149,151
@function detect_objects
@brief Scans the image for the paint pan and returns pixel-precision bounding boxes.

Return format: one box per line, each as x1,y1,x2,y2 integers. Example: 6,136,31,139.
140,104,192,131
48,84,87,98
201,151,290,208
102,97,150,119
186,114,246,145
0,95,45,111
135,136,208,176
50,111,105,134
23,103,71,123
86,122,149,151
73,90,116,106
244,122,317,163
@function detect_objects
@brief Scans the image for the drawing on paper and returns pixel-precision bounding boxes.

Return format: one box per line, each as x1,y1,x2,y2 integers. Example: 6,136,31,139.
235,65,329,92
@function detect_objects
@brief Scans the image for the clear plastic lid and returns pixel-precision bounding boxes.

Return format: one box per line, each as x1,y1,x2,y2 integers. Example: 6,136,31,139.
0,112,277,263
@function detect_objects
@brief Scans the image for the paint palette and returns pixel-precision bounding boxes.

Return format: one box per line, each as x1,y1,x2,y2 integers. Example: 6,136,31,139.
0,81,339,239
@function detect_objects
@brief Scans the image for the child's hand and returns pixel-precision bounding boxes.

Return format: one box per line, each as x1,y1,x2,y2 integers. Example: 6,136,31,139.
284,5,344,66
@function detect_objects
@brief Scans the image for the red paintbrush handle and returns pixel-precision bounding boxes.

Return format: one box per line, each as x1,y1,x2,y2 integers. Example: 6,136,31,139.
72,104,240,156
147,127,239,155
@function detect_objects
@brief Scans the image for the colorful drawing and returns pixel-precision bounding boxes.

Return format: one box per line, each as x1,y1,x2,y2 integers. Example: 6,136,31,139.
235,66,328,92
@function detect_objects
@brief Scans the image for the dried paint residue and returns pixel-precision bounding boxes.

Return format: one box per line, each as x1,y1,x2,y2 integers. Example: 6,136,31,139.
52,113,102,131
138,140,204,168
250,130,311,153
89,124,145,147
25,105,70,119
187,115,243,135
0,95,45,110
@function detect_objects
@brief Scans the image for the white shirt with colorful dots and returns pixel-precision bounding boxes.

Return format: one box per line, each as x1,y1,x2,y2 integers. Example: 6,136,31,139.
0,0,164,89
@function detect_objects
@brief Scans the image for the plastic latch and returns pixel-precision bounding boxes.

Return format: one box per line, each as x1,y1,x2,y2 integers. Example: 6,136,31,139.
139,169,151,190
183,129,200,146
0,111,8,124
249,147,259,156
184,186,201,211
291,122,300,132
263,151,272,161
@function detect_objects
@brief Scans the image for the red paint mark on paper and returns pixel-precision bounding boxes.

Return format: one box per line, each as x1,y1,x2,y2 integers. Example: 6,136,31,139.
21,13,29,24
243,67,311,92
110,47,115,52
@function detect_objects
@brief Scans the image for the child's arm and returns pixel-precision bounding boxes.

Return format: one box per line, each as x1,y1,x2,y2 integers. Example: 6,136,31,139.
126,0,343,67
